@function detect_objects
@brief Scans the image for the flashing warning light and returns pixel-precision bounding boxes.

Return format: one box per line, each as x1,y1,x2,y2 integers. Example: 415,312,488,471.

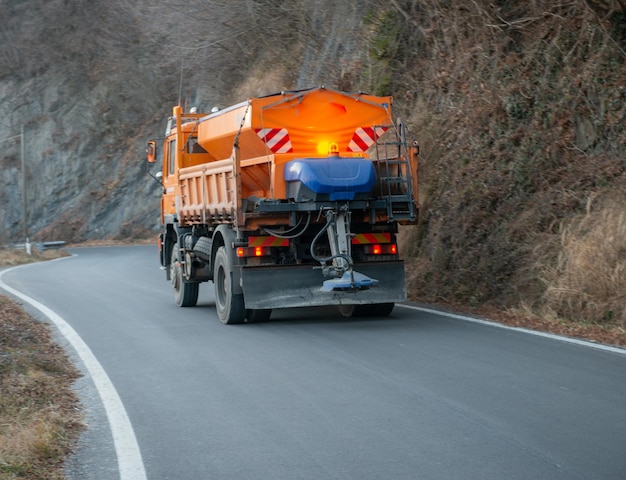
316,140,340,156
317,140,329,155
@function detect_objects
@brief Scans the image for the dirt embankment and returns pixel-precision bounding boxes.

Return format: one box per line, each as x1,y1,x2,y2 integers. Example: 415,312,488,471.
376,1,626,334
0,249,82,479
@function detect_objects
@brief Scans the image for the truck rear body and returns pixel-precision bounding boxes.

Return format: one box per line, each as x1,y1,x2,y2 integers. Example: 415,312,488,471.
148,87,418,323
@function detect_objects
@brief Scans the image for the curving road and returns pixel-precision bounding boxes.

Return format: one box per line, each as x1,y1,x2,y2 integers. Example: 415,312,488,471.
1,245,625,480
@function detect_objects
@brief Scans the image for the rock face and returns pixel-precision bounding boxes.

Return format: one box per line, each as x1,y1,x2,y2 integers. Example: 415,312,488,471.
0,0,167,244
1,74,161,243
0,0,372,244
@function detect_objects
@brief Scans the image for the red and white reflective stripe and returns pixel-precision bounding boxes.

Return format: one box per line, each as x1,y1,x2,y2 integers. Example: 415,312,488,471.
248,236,290,247
347,126,388,152
351,233,391,244
255,128,293,153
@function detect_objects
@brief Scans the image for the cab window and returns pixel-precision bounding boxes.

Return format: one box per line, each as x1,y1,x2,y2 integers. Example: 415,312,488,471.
168,139,176,176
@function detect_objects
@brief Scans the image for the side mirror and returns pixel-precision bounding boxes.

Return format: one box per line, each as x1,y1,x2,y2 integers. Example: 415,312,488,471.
146,140,157,163
148,169,165,194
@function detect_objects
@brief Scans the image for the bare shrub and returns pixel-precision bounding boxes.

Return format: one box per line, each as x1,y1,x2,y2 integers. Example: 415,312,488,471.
0,295,83,479
541,191,626,326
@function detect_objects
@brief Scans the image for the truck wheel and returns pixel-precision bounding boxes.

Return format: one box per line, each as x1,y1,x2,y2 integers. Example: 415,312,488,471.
338,305,369,318
246,309,272,323
214,246,246,324
170,244,199,307
373,303,395,316
192,236,211,258
338,303,394,317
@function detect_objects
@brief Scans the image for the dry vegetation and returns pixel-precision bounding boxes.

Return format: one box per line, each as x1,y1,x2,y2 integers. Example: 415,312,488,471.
365,1,626,341
0,248,70,267
540,192,626,324
0,247,80,480
0,275,82,479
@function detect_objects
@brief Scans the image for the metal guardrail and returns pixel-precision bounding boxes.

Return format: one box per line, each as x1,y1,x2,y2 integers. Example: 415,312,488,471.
37,241,66,251
6,241,66,251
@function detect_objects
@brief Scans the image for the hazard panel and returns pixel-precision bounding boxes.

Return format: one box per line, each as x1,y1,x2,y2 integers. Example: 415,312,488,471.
255,128,294,153
347,126,389,152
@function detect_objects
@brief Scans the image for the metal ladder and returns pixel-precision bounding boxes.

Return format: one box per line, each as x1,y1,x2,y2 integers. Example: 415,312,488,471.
373,120,416,222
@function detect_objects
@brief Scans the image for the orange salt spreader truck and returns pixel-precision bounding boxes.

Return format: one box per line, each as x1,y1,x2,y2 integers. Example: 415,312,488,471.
146,87,419,324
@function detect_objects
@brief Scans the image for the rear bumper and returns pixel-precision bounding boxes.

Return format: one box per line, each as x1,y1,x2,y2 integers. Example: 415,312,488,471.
240,261,406,309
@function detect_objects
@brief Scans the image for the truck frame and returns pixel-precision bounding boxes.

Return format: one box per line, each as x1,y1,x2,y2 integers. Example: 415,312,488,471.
147,87,418,324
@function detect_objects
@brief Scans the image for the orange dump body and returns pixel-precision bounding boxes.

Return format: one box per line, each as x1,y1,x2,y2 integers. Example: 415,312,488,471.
196,88,393,160
167,88,397,228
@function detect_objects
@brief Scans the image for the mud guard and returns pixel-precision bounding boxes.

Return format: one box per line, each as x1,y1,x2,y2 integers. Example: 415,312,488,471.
240,261,407,310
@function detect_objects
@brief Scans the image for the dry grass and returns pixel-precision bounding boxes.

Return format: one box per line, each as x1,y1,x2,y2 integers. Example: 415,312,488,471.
381,0,625,341
405,255,626,348
0,252,83,479
541,192,626,326
0,247,70,267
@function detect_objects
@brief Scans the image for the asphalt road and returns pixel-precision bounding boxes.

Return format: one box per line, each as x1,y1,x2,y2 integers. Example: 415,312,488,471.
1,245,625,480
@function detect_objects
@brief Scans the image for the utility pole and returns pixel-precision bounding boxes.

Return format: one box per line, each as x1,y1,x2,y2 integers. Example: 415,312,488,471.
20,124,30,253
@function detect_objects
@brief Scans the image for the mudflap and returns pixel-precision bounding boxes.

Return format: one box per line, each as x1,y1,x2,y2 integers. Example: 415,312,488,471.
241,261,407,310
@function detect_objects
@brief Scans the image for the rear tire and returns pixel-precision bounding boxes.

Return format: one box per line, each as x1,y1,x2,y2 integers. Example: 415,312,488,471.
171,244,199,307
373,303,395,316
338,304,369,318
338,303,394,317
214,246,246,324
246,309,272,323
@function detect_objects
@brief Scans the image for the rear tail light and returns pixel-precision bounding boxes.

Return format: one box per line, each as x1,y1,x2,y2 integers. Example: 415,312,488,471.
236,246,271,257
363,244,397,255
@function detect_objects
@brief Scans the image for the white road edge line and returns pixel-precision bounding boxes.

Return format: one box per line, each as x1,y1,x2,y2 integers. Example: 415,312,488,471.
0,264,147,480
399,304,626,356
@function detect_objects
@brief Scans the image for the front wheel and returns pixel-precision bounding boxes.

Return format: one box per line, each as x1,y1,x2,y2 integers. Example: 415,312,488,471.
171,243,199,307
214,246,246,324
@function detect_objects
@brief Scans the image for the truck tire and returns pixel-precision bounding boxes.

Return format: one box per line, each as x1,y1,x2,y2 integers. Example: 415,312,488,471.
171,244,199,307
192,236,211,260
338,304,369,318
373,303,395,316
338,303,394,318
214,246,246,324
246,309,272,323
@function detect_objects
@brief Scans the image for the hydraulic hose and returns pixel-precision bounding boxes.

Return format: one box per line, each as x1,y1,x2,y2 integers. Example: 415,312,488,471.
310,210,353,269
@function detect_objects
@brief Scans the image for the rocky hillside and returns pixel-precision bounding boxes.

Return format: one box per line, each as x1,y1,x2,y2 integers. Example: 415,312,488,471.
1,0,624,328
